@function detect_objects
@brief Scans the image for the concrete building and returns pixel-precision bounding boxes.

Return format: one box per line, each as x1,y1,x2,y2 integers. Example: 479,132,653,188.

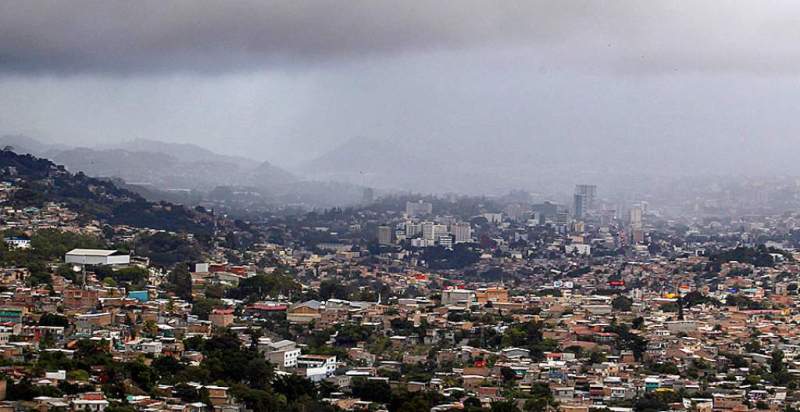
404,222,422,237
422,223,448,242
575,184,597,210
475,287,508,304
65,249,130,266
450,222,472,243
441,289,475,307
377,226,393,245
437,234,453,249
287,300,322,324
264,340,301,369
209,308,234,328
629,205,643,229
296,354,337,381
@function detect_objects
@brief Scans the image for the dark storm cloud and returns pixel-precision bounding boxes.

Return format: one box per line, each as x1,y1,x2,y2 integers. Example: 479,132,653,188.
4,1,800,75
0,1,584,74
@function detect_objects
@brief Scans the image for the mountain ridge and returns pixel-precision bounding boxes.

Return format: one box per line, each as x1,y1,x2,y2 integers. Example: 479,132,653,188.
0,149,215,234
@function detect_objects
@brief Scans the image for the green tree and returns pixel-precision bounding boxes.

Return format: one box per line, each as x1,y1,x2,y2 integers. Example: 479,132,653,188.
612,295,633,312
39,313,69,327
191,298,224,320
168,263,193,301
491,400,521,412
770,349,790,385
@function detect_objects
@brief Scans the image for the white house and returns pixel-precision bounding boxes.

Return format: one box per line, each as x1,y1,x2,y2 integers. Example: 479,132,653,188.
264,340,301,368
3,237,30,249
296,354,337,381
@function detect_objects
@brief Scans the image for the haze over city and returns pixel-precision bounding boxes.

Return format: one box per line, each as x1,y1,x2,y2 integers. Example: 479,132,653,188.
6,3,800,412
3,1,800,199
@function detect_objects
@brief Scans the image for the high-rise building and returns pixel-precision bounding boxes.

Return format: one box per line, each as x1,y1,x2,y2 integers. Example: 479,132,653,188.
422,222,447,241
629,205,643,229
434,224,448,239
405,222,422,237
575,184,597,208
377,226,393,245
629,203,645,244
450,222,472,243
555,211,570,233
421,222,435,241
573,193,586,219
503,204,526,222
574,185,597,218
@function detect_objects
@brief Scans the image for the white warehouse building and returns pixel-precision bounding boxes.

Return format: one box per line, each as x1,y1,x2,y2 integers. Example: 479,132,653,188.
65,249,131,266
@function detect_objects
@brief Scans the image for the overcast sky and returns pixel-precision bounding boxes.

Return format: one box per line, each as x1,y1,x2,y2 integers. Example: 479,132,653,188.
2,1,800,172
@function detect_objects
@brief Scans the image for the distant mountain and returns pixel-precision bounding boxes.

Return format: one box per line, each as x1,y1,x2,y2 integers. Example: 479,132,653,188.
0,134,69,157
302,137,446,191
0,135,369,207
245,161,297,188
308,137,412,174
0,149,214,234
51,148,176,183
111,138,260,168
0,135,297,192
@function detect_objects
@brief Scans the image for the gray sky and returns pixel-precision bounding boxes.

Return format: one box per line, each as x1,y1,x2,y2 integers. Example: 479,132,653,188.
2,1,800,172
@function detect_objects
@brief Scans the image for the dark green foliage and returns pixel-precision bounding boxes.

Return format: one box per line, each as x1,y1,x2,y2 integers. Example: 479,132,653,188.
318,279,352,300
633,390,682,412
39,313,69,327
647,362,680,375
725,294,767,310
490,400,521,412
389,390,446,412
228,272,300,301
194,329,274,386
770,349,790,385
708,245,791,270
105,405,138,412
58,380,95,395
167,263,193,301
127,360,157,392
92,265,149,288
228,384,282,412
135,232,201,267
110,266,148,286
464,397,482,411
334,323,372,346
151,355,183,382
7,378,63,400
191,298,224,320
605,323,648,361
418,244,480,270
351,378,392,404
680,291,721,308
272,374,318,403
611,295,633,311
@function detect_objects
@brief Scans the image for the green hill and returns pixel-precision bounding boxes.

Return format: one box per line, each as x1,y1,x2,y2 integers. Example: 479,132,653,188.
0,149,214,235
